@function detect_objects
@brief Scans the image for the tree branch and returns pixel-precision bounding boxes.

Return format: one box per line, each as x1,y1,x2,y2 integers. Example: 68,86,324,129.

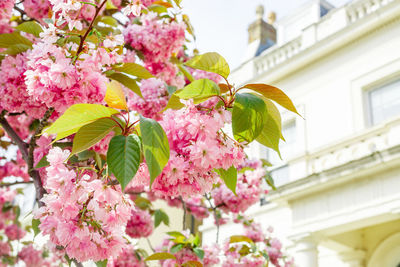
0,181,33,187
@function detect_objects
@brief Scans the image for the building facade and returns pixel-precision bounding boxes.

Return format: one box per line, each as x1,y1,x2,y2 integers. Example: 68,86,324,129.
201,0,400,266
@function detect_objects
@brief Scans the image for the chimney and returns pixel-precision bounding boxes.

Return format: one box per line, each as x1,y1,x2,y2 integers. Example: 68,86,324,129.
245,6,277,58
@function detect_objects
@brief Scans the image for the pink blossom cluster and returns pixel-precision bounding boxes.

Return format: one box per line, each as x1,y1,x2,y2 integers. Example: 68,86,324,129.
163,248,199,267
123,12,186,64
186,196,210,220
24,42,109,115
18,245,51,267
212,159,266,214
125,207,153,238
35,147,131,262
145,62,185,88
191,69,222,84
0,54,48,119
222,240,265,267
108,246,147,267
0,0,14,22
0,152,30,182
23,0,51,21
203,244,221,267
0,189,18,231
127,78,169,119
131,101,245,199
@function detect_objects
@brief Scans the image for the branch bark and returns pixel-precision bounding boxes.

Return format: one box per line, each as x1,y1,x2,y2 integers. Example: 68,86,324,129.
0,108,53,207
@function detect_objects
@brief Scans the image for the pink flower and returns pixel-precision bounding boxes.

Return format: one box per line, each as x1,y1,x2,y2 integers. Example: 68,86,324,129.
126,207,153,238
5,224,26,240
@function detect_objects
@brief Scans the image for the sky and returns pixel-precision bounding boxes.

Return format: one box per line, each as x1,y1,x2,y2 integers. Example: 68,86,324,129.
183,0,352,69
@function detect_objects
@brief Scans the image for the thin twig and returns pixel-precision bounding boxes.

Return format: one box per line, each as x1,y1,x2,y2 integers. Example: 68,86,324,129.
146,238,155,253
205,194,220,243
0,181,33,187
180,197,187,230
75,0,108,60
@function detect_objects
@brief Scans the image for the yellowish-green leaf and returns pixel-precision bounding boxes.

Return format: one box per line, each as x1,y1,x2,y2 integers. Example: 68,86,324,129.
145,252,176,261
175,79,220,103
0,32,32,48
5,44,31,55
215,166,237,195
243,83,300,116
153,1,173,8
184,52,229,79
229,235,254,244
108,73,142,98
148,4,168,14
256,109,282,158
182,261,203,267
106,0,117,9
182,14,195,38
16,21,43,38
71,118,117,155
99,16,118,27
163,94,184,111
113,63,154,79
105,80,128,110
44,104,119,139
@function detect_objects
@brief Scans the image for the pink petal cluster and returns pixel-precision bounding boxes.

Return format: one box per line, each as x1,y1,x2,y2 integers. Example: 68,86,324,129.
108,246,146,267
191,69,222,84
4,224,25,240
123,12,186,64
0,151,30,182
163,248,199,267
212,159,266,214
24,42,109,115
0,0,14,22
23,0,51,21
127,78,169,119
35,147,131,262
222,241,265,267
186,196,210,220
18,245,49,267
131,101,245,200
145,62,185,88
203,244,221,267
0,189,17,230
125,207,153,238
0,54,48,119
244,222,264,243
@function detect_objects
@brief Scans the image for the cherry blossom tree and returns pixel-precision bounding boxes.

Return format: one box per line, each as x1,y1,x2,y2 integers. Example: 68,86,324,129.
0,0,298,266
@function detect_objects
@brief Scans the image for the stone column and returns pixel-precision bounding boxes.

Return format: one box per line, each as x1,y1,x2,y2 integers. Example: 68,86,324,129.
339,250,365,267
294,234,319,267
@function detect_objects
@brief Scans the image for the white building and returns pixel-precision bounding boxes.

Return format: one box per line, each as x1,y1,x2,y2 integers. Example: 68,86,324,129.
201,0,400,266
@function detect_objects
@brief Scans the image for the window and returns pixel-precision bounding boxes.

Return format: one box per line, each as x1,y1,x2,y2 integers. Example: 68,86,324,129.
368,78,400,125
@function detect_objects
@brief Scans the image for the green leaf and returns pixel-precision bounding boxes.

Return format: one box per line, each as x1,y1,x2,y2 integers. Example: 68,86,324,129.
113,63,154,79
193,248,204,260
34,156,49,169
95,260,107,267
32,219,40,237
145,252,176,261
265,173,276,190
16,21,43,38
99,16,118,27
170,244,184,254
44,104,119,140
71,118,117,155
154,209,169,227
256,109,282,157
147,4,168,14
5,44,31,55
107,135,141,191
108,72,142,98
175,79,220,103
184,52,230,79
243,83,300,116
163,94,185,111
182,261,203,267
0,32,32,48
215,166,237,195
167,231,186,238
139,116,170,186
232,93,266,143
229,235,254,244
